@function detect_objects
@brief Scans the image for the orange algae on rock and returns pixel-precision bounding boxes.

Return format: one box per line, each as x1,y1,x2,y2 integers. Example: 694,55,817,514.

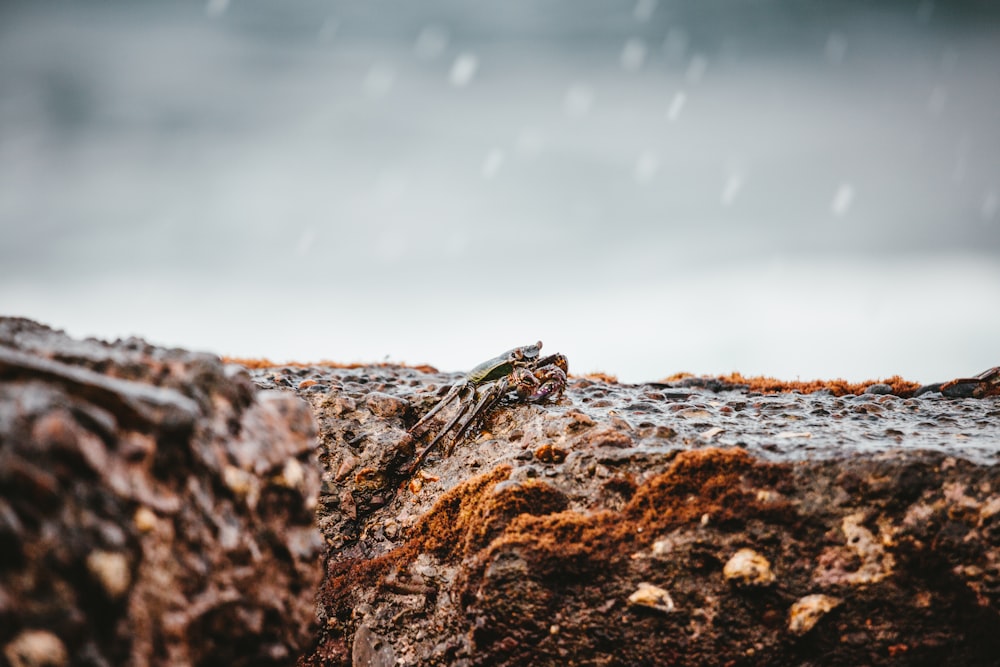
722,372,921,396
624,447,790,531
661,371,922,397
463,448,787,583
319,449,779,637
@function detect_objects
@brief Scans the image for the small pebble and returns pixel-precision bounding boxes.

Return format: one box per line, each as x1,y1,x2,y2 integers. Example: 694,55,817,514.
330,396,356,416
723,548,776,587
86,550,131,600
3,630,68,667
134,506,158,532
223,465,253,497
365,392,409,418
627,582,675,614
788,594,841,635
277,457,305,490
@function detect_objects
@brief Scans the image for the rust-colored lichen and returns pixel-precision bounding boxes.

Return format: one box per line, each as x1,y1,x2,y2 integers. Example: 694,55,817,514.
466,448,786,582
662,371,922,397
324,448,783,610
727,372,922,396
625,447,787,530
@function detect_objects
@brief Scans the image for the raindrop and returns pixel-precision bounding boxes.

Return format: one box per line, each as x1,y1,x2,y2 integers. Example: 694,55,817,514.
449,53,479,87
722,174,743,206
635,151,660,184
634,0,657,22
565,83,595,117
831,183,855,216
983,190,999,221
482,149,505,180
364,65,395,97
686,55,708,83
825,32,848,64
666,91,686,122
415,25,449,60
205,0,229,18
621,38,648,72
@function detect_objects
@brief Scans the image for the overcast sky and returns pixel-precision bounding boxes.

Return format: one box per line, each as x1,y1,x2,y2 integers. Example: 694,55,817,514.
1,0,998,383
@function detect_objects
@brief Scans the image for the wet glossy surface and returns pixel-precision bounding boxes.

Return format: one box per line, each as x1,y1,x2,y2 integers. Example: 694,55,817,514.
250,365,1000,466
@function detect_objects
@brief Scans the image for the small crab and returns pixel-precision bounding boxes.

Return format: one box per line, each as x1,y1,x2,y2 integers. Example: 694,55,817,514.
406,341,568,470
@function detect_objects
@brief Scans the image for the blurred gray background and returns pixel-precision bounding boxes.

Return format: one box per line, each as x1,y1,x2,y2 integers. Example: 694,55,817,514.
1,0,998,383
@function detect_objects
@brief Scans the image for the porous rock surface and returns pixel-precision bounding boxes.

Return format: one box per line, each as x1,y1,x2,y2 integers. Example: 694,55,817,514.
5,320,999,666
247,355,1000,666
0,319,323,666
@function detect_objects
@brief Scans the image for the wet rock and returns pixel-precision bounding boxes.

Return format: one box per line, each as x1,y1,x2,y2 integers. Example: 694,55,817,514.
352,625,395,667
0,319,322,666
258,352,1000,666
365,392,409,418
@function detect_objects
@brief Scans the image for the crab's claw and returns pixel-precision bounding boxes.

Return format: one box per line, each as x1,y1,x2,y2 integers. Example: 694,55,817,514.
523,354,568,403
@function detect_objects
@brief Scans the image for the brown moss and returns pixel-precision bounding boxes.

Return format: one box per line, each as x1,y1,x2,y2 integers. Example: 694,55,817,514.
316,450,795,663
462,479,571,557
661,371,922,397
734,372,921,396
465,449,786,582
336,449,781,604
406,465,514,561
626,447,768,528
316,467,515,647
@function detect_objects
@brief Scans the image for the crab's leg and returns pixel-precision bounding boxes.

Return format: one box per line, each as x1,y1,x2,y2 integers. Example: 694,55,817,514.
408,381,470,436
408,389,479,469
449,377,510,449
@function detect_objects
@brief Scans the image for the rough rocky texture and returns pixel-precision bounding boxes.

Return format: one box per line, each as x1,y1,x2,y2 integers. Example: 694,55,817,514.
246,357,1000,666
0,319,323,666
5,321,998,666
